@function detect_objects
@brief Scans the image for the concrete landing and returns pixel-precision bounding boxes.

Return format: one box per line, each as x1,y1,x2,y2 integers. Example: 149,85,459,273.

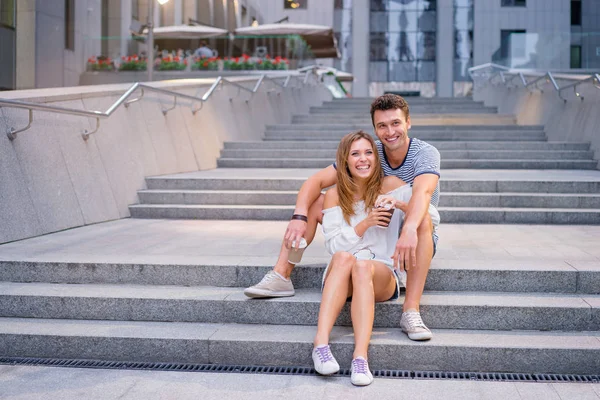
1,365,599,400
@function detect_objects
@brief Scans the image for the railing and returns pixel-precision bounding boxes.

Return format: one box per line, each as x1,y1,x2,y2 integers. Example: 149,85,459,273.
0,69,320,141
468,63,600,103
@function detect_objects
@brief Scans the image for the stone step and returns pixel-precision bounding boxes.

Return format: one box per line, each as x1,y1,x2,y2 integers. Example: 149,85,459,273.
145,177,600,194
0,283,598,331
220,149,594,161
264,131,547,141
224,141,589,151
137,190,600,209
291,115,517,125
128,204,600,224
329,98,482,104
216,158,598,169
1,318,597,374
309,107,499,114
2,259,596,294
266,124,544,132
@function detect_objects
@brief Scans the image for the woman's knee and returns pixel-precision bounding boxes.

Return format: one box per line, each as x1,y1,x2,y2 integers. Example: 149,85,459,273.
330,252,355,273
351,260,374,284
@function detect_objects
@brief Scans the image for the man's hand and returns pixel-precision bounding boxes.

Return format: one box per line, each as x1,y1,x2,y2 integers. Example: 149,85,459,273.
284,219,307,249
392,225,418,272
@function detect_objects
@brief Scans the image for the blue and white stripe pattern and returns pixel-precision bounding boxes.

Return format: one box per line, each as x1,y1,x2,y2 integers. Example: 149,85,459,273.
376,138,441,209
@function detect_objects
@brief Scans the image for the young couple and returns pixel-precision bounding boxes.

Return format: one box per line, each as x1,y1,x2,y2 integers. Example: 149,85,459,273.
244,94,441,386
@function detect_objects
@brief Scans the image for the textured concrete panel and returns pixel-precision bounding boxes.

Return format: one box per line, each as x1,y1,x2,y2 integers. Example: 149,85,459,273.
0,109,43,243
52,99,120,225
81,95,158,217
1,107,84,234
160,103,198,173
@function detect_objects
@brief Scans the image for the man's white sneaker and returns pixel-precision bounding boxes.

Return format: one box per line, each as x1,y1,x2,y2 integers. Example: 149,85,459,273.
400,310,433,341
243,271,295,298
312,345,340,375
350,357,374,386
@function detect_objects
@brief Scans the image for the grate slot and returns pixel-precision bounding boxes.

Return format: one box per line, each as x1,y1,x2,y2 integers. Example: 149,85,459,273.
0,357,597,383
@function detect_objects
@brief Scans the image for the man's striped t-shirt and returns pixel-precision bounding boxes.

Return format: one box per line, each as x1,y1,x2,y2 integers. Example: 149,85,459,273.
376,138,441,209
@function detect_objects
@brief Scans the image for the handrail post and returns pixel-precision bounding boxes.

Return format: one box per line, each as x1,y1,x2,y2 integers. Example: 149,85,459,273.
6,108,33,141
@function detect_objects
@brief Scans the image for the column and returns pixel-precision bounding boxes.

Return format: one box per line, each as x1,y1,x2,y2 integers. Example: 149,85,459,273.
436,0,454,97
352,0,369,97
175,0,183,24
121,0,133,57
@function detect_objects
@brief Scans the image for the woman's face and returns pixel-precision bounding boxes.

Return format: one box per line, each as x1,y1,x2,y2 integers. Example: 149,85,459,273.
347,138,376,181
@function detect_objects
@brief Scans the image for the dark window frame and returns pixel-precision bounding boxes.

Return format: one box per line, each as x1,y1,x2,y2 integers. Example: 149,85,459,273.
571,0,581,26
65,0,75,51
570,45,582,69
501,0,526,7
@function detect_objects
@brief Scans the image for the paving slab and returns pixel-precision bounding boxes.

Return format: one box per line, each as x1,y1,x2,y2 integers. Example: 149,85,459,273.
1,365,599,400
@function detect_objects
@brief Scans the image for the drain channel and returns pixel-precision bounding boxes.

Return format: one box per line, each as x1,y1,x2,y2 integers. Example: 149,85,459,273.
1,357,598,383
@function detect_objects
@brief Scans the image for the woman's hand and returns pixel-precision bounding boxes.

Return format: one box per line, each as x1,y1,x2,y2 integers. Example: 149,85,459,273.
364,207,393,228
375,195,396,210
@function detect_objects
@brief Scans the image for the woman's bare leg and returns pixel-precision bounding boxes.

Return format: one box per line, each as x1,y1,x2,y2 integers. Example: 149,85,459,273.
313,251,355,346
351,260,396,359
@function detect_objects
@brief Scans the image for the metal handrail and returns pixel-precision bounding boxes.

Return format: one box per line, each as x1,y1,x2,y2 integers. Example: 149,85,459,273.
0,69,318,141
468,63,600,103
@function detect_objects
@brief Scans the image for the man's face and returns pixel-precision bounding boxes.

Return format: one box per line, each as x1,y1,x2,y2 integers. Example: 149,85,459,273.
373,108,411,152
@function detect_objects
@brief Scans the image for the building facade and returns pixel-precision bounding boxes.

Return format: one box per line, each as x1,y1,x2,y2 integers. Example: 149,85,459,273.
1,0,598,93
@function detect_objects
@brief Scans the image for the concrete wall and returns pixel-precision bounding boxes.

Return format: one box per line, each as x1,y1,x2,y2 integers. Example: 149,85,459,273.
473,74,600,167
0,76,331,244
0,26,15,90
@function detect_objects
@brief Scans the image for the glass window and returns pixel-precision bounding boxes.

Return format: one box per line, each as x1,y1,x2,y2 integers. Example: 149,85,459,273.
370,62,388,82
284,0,307,9
387,11,419,32
417,61,435,81
389,62,417,81
418,11,436,31
335,0,352,9
500,29,526,59
501,0,526,6
388,32,418,61
417,32,436,60
370,12,389,33
454,59,473,81
0,0,16,28
65,0,75,51
423,0,436,11
570,45,582,68
370,0,387,12
571,0,581,26
370,32,389,61
454,7,473,30
454,30,473,59
454,0,473,6
388,0,419,11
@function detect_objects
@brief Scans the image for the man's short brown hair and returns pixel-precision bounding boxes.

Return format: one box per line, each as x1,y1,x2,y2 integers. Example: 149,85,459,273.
370,94,410,127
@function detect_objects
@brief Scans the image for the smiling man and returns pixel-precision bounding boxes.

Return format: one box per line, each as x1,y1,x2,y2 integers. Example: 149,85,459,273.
244,94,441,341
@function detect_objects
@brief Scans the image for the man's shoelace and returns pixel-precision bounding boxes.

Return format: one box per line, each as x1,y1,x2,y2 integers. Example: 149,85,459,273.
352,358,369,374
315,346,334,363
404,312,427,328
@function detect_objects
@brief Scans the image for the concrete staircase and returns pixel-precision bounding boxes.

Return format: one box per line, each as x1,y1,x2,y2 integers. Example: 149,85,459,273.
129,97,600,224
1,97,599,376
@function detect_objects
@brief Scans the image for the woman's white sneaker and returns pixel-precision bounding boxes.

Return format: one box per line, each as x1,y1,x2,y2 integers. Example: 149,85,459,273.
312,345,340,375
350,357,374,386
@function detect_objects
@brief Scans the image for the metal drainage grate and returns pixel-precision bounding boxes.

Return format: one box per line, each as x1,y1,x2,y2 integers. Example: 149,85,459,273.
0,357,598,383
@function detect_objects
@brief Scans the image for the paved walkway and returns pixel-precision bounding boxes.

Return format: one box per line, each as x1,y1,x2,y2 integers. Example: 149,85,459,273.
1,365,599,400
0,218,598,267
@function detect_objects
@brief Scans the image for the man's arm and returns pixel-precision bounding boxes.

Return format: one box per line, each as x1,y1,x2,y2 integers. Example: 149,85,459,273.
285,165,337,249
392,173,438,271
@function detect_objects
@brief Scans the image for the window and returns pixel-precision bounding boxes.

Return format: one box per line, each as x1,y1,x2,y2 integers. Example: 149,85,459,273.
0,0,16,29
500,29,525,59
571,0,581,26
284,0,307,9
65,0,75,50
454,0,473,81
570,45,582,69
132,0,140,21
501,0,526,6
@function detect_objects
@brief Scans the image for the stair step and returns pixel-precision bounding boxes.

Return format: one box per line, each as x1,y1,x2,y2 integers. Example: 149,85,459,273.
0,283,598,331
137,190,600,209
1,318,598,374
145,176,600,193
220,149,594,160
217,158,598,170
2,259,595,293
266,124,544,132
309,108,499,114
224,141,589,151
264,134,547,142
128,204,600,224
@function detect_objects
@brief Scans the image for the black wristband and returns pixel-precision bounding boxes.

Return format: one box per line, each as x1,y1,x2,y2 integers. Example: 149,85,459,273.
291,214,308,222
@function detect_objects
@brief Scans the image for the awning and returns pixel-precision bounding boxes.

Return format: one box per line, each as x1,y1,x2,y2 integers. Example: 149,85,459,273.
142,24,228,39
234,23,340,59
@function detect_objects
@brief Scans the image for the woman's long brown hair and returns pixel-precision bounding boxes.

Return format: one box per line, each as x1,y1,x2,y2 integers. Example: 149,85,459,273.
336,131,383,224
